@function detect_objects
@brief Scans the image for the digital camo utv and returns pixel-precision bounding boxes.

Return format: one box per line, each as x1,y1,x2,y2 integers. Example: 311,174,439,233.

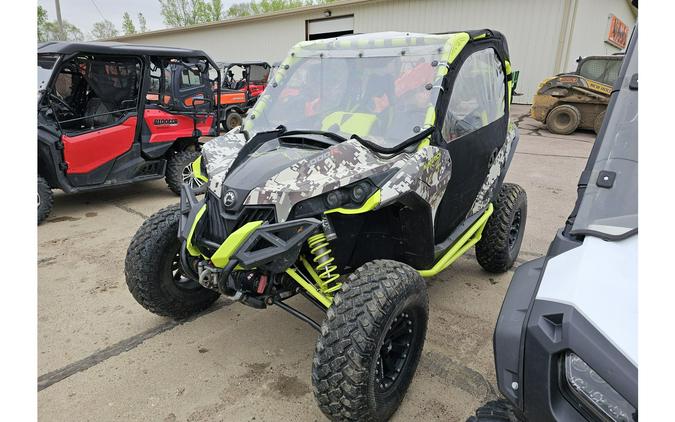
125,30,527,421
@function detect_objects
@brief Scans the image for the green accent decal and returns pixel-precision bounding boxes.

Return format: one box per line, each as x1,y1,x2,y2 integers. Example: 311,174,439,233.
418,203,494,277
210,220,263,268
192,156,208,182
325,190,381,215
285,267,332,307
186,204,207,257
321,112,377,138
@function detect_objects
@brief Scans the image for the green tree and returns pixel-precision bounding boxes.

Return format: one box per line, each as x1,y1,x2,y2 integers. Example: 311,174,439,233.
138,12,148,32
226,0,333,18
38,6,49,42
91,19,119,40
159,0,225,27
122,12,136,35
39,5,85,43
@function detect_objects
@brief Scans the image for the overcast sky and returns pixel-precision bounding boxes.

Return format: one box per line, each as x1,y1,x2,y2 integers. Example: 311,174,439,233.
38,0,239,38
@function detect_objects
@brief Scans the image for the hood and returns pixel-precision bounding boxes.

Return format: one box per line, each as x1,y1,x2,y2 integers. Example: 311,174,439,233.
245,139,399,221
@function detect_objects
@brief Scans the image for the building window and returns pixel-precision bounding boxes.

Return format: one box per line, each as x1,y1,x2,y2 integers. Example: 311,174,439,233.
442,48,505,142
306,15,354,41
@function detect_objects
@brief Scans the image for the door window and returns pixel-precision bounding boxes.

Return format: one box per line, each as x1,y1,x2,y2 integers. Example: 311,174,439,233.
50,56,141,132
442,49,505,142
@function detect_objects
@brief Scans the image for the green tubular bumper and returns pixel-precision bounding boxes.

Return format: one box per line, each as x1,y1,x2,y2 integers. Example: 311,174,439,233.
210,221,263,267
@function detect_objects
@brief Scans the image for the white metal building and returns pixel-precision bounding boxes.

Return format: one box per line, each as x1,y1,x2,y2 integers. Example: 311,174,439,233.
114,0,637,103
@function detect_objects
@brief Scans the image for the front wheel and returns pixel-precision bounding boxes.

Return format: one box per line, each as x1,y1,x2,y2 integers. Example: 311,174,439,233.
38,176,53,225
124,204,220,319
312,260,428,422
225,112,243,131
546,104,581,135
476,183,527,273
165,150,203,195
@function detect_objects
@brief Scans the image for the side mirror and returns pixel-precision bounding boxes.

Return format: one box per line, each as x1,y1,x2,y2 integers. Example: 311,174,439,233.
576,56,582,63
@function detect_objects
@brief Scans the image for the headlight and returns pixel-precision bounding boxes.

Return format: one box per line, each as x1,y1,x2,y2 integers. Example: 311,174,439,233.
564,352,636,422
290,179,376,219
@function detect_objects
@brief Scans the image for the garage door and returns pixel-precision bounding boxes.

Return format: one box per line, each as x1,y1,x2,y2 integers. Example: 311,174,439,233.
306,15,354,40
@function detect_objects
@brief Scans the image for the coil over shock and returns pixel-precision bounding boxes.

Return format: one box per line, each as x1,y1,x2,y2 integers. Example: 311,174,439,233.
306,233,342,294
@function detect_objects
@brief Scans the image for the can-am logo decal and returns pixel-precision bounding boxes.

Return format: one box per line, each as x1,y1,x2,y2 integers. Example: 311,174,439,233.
223,190,237,207
153,118,179,126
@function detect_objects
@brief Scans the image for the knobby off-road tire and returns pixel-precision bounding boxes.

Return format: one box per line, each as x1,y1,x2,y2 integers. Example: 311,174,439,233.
476,183,527,273
125,204,219,319
166,150,201,195
225,112,243,131
312,260,429,422
38,176,53,225
466,399,521,422
546,104,581,135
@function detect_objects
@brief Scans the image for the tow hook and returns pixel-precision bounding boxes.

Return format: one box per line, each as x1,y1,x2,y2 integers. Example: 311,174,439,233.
197,261,220,290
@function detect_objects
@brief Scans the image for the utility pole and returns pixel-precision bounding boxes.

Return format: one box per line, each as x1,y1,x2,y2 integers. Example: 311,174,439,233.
55,0,64,40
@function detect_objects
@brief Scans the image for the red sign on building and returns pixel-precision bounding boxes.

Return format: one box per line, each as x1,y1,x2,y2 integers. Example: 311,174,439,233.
606,14,629,49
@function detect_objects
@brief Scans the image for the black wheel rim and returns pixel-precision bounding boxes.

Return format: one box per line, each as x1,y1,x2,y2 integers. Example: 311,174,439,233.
376,311,416,393
508,209,522,250
170,251,200,291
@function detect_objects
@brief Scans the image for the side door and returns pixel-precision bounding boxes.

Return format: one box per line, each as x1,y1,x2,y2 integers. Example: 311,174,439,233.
434,47,509,242
142,58,215,151
55,55,142,186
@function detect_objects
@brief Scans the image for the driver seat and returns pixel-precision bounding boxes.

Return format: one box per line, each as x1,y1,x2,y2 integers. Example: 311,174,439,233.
84,98,115,128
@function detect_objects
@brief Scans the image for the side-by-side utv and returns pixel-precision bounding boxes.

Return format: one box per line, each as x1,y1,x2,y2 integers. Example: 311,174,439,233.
38,42,220,223
217,61,271,130
125,30,527,421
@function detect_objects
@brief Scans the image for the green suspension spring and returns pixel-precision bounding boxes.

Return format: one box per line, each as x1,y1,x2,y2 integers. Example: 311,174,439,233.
306,233,342,294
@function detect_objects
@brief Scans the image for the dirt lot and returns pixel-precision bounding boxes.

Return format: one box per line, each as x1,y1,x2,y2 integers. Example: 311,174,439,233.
38,104,595,421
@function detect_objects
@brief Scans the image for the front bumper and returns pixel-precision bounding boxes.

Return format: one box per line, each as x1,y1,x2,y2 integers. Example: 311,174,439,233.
179,184,321,274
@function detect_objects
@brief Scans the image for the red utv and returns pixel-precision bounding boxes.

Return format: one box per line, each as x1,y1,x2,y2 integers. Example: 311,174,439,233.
217,61,270,130
37,42,220,224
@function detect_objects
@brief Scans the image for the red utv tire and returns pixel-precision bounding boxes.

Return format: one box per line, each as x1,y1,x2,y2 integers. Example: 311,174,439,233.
165,150,203,195
38,176,53,225
225,112,243,131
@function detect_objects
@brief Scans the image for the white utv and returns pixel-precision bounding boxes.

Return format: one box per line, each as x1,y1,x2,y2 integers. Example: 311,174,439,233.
469,24,638,422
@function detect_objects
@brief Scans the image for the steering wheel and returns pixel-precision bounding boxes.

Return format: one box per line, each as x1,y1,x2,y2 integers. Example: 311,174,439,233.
48,92,76,115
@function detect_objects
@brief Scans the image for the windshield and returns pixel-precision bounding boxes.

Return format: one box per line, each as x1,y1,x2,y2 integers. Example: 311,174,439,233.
245,37,447,148
578,57,622,86
570,29,637,239
38,54,60,92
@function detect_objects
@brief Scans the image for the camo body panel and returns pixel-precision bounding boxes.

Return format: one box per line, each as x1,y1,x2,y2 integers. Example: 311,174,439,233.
244,139,402,221
200,129,247,197
469,122,518,214
380,146,452,221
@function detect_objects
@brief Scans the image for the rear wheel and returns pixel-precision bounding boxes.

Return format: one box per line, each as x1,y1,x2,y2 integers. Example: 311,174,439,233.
225,112,243,131
38,176,53,225
125,204,220,319
546,104,581,135
312,260,428,422
593,110,606,134
476,183,527,273
165,150,203,195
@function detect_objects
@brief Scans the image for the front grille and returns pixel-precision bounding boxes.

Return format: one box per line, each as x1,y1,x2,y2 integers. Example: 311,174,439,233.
196,193,276,249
